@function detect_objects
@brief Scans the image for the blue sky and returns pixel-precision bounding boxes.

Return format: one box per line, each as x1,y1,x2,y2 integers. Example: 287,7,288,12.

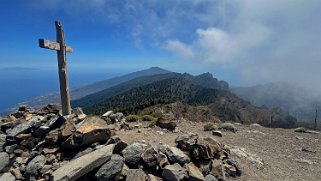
1,0,321,87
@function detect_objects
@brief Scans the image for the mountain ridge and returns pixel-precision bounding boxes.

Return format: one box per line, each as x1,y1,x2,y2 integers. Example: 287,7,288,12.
81,74,297,128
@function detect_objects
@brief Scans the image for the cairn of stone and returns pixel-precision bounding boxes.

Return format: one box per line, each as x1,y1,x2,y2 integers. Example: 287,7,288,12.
0,105,241,181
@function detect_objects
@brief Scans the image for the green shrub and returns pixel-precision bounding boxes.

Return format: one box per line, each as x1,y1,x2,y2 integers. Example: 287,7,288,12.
142,115,157,122
203,123,216,131
138,110,153,116
148,119,159,127
294,127,307,133
125,115,140,122
151,111,163,119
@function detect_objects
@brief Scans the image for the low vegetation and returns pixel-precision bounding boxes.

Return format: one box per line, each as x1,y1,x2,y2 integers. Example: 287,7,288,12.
294,127,308,133
148,119,159,127
203,122,217,131
141,115,157,122
125,114,140,122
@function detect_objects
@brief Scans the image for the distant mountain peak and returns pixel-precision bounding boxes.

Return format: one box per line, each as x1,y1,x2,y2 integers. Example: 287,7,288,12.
196,72,214,78
148,67,169,71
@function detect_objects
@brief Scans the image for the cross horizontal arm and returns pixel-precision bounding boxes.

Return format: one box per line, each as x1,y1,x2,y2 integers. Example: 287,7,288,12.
39,39,73,53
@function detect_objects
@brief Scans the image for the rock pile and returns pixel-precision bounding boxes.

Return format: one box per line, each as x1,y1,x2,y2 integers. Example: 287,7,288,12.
0,105,241,181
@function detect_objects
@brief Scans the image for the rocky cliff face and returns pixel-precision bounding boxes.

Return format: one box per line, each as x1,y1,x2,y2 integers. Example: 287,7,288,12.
0,105,241,181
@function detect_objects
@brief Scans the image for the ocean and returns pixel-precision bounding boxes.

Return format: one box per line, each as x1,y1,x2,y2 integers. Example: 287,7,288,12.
0,67,121,111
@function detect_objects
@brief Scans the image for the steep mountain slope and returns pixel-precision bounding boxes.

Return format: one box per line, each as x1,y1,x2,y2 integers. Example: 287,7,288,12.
83,77,223,114
232,83,321,121
83,76,296,128
72,73,180,108
72,72,229,108
13,67,171,109
71,67,171,100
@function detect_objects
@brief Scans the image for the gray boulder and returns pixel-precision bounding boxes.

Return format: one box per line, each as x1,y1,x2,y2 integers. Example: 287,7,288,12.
0,152,9,172
52,144,114,181
0,172,15,181
199,159,212,175
95,154,125,181
224,159,242,177
25,155,46,175
61,117,111,149
125,169,148,181
204,174,218,181
0,134,6,152
185,162,205,181
157,119,177,131
121,142,147,168
212,130,222,137
165,147,190,165
48,116,67,130
141,145,161,168
162,163,188,181
106,135,128,154
175,133,198,151
218,123,237,133
6,120,41,138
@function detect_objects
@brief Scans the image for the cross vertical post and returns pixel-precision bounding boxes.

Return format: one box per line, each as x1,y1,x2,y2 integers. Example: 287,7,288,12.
55,21,71,115
39,21,73,115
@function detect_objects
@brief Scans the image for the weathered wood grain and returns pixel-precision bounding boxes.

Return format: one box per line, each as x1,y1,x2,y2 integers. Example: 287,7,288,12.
39,39,73,53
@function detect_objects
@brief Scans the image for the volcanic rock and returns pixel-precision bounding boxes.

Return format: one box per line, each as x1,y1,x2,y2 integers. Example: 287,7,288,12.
218,123,237,133
36,104,60,115
223,159,242,177
212,131,222,137
25,155,46,175
10,168,23,180
125,169,148,181
0,152,9,172
48,116,66,130
52,144,114,181
121,142,147,168
106,135,128,154
59,117,76,140
165,146,190,165
198,159,212,175
45,129,59,145
210,159,225,181
175,133,198,151
185,162,205,181
141,145,161,169
95,154,124,181
0,134,5,151
192,137,221,160
204,174,218,181
6,120,41,138
157,119,177,131
61,117,111,149
0,172,15,181
162,163,188,181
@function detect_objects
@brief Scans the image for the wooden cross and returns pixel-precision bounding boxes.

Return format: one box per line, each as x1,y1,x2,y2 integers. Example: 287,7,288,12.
39,21,73,115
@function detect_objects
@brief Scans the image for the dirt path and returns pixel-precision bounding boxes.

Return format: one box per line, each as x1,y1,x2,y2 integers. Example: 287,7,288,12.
117,120,321,181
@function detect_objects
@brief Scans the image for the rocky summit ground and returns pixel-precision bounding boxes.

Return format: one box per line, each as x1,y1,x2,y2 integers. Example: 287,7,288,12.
0,104,320,181
118,120,321,181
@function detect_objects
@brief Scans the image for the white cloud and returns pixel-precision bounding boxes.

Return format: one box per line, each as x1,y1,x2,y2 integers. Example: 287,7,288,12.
164,40,194,59
165,23,271,63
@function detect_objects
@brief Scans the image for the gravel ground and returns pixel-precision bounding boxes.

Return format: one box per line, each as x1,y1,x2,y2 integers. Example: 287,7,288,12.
117,120,321,181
